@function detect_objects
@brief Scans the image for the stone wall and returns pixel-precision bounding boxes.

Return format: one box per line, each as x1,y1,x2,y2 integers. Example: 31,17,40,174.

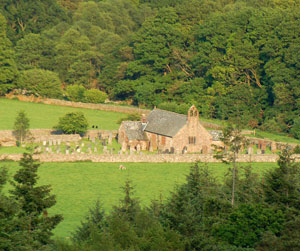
1,153,299,163
7,94,150,115
0,129,117,146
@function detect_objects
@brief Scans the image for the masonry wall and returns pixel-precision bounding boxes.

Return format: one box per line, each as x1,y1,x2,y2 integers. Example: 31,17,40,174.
0,129,117,146
1,153,300,163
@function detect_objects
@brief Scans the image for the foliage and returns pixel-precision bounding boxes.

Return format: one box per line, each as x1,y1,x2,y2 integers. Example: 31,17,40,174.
65,84,86,102
54,112,89,135
18,69,62,98
13,110,30,146
291,118,300,139
0,14,18,95
117,113,141,124
84,89,107,104
3,152,63,249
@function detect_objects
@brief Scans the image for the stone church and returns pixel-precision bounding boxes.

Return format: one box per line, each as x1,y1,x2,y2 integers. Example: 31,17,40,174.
118,105,221,153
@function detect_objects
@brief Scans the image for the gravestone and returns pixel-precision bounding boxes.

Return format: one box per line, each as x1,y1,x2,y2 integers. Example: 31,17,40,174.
66,149,69,155
170,147,175,154
45,147,49,153
202,146,208,154
136,144,141,153
53,140,57,146
247,147,253,155
81,142,85,147
49,140,52,146
77,148,81,153
43,141,47,146
271,142,277,153
57,139,61,145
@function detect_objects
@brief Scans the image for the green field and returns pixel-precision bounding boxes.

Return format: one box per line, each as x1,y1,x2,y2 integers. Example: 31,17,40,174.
0,98,126,130
2,161,277,240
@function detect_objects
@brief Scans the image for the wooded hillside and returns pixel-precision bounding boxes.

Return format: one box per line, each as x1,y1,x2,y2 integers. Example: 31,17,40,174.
0,0,299,137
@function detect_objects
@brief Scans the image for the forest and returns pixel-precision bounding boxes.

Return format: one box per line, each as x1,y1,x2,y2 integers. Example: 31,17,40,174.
0,0,300,137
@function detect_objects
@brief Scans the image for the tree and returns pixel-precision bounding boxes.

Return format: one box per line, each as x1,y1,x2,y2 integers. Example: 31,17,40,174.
18,69,62,98
72,200,106,243
84,89,107,104
13,110,30,146
214,124,248,207
54,112,89,135
10,152,63,249
263,147,300,216
65,84,86,102
0,14,18,95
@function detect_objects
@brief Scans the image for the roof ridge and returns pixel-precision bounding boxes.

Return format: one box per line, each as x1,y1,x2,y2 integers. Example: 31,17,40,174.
152,108,187,118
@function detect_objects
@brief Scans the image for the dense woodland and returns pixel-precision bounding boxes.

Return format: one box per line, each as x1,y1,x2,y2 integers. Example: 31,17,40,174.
0,0,300,137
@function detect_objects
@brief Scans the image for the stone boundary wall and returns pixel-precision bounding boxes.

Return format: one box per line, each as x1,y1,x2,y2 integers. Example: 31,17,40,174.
6,94,151,115
0,129,117,146
1,154,299,163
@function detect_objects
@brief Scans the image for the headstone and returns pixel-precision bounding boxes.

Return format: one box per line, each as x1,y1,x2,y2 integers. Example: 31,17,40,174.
53,140,57,146
43,141,47,146
271,142,277,153
170,147,175,154
66,149,69,155
49,140,52,146
77,148,81,153
202,146,208,154
247,147,253,155
81,142,85,147
45,147,49,153
121,142,127,152
108,132,113,145
57,139,61,145
136,144,141,153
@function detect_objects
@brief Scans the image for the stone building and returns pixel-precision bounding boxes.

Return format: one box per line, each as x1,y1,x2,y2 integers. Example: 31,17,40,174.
118,105,221,153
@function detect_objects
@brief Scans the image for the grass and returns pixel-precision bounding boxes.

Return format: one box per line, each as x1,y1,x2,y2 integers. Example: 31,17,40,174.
247,129,300,144
0,98,126,130
2,161,277,239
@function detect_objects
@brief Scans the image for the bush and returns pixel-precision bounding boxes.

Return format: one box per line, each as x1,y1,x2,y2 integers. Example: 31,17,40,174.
54,112,88,134
18,69,62,98
291,118,300,139
84,89,107,104
65,85,86,102
158,102,190,115
117,113,141,124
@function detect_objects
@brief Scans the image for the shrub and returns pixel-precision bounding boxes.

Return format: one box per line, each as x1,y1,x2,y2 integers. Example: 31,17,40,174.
18,69,62,98
54,112,88,135
65,85,86,102
291,118,300,139
84,89,107,104
117,113,141,124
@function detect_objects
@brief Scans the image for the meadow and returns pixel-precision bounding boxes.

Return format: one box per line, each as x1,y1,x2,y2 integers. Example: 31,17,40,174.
0,98,126,130
2,161,277,239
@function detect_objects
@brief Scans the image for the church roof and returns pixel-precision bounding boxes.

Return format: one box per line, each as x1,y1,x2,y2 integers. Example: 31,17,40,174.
121,121,148,141
144,109,187,137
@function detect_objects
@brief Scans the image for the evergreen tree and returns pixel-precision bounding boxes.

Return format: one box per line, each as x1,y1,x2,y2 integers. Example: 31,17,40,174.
10,152,63,248
263,147,300,216
13,110,30,146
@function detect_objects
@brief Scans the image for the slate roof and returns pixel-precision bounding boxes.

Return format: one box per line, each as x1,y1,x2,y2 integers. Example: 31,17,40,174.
121,121,148,141
144,109,187,137
208,130,223,141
